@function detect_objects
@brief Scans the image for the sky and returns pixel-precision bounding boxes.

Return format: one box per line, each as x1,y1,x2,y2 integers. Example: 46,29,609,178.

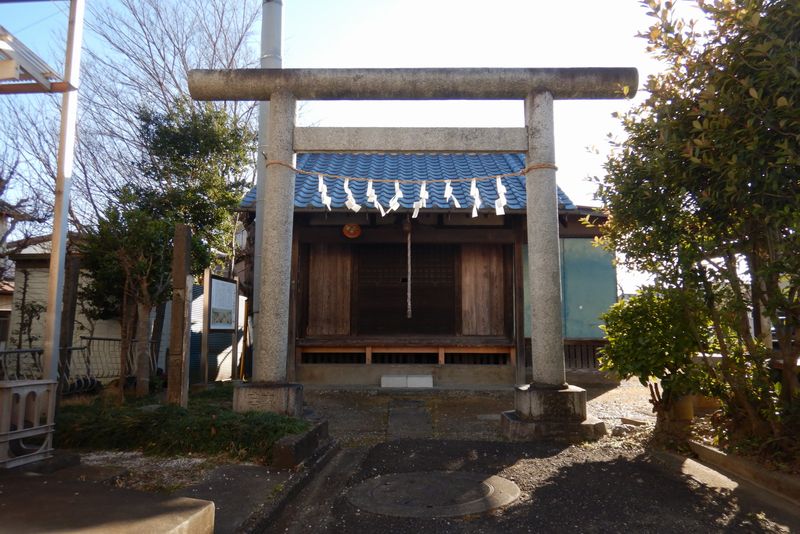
0,0,691,291
0,0,668,206
281,0,664,208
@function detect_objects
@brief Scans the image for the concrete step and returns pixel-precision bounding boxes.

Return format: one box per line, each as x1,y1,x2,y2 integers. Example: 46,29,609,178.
0,469,214,533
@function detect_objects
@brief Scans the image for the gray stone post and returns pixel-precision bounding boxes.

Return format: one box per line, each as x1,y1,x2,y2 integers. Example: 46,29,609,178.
253,0,283,343
500,91,605,441
233,90,303,417
524,91,566,387
255,90,295,382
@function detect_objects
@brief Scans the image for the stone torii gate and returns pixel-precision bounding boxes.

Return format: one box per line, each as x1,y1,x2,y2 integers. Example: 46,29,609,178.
188,67,637,439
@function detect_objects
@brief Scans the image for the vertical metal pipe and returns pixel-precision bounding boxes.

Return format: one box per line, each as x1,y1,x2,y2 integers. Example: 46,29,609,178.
43,0,85,381
524,91,566,387
253,0,283,355
201,268,210,383
254,90,295,382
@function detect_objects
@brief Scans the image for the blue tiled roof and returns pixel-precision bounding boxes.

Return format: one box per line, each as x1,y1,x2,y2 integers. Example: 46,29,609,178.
239,153,576,212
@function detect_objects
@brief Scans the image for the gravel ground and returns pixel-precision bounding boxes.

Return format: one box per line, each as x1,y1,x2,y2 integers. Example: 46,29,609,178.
80,450,215,492
273,382,797,533
314,439,794,533
72,381,797,533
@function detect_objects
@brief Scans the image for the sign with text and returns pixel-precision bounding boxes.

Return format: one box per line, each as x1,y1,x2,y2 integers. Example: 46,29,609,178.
209,277,237,331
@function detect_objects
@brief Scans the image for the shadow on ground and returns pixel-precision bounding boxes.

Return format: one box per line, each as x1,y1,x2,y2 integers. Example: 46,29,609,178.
319,440,795,534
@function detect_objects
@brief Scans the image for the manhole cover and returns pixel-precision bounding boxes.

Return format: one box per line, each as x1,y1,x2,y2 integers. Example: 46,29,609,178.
346,471,520,518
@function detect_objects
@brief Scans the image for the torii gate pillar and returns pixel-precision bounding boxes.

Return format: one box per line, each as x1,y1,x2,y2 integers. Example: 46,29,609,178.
499,91,605,441
232,90,304,417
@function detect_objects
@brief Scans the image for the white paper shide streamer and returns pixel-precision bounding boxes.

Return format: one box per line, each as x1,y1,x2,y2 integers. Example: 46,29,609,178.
310,171,513,218
443,179,461,208
318,174,332,211
344,178,361,213
366,179,385,216
387,181,403,213
494,176,507,216
469,178,481,218
412,181,428,218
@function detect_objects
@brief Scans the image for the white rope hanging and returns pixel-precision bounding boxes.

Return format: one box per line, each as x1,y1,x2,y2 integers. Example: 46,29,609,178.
406,223,412,318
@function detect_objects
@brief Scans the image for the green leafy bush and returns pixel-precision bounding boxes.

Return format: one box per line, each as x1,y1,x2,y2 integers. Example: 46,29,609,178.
55,386,309,463
600,286,714,409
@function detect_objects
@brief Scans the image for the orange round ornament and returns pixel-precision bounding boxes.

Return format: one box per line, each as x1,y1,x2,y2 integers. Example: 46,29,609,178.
342,223,362,239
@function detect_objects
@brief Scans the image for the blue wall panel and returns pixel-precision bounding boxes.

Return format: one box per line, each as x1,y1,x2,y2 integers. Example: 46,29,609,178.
522,239,616,339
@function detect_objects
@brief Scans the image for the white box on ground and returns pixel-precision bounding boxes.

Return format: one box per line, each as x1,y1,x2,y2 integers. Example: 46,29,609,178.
381,375,407,388
407,375,434,388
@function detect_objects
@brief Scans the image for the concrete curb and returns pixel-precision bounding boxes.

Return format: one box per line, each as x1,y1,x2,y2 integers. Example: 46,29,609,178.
272,420,329,469
688,440,800,508
237,439,340,533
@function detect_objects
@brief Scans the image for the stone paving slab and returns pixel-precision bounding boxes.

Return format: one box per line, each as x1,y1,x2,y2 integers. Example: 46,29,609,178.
387,399,432,440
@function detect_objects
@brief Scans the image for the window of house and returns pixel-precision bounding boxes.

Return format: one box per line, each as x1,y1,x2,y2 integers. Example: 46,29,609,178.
0,310,10,348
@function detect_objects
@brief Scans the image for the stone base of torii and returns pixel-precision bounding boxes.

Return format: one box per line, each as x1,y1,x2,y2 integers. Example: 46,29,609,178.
188,67,637,441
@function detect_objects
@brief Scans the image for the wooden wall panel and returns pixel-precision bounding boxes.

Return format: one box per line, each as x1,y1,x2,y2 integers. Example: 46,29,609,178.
307,244,351,335
461,244,505,335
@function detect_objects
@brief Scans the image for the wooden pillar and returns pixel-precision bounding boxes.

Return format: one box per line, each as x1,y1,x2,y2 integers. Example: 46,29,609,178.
231,276,240,381
167,224,192,407
513,218,527,385
286,231,299,382
201,268,210,384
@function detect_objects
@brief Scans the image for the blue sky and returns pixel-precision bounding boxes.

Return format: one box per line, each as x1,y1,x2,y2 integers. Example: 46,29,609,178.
2,0,693,291
0,0,672,207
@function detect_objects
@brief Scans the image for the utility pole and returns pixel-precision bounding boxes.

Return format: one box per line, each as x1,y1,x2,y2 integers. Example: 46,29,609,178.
42,0,85,382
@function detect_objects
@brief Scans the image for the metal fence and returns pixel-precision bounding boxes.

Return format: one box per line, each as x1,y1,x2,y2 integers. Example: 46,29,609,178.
0,338,158,395
563,340,606,369
0,348,44,381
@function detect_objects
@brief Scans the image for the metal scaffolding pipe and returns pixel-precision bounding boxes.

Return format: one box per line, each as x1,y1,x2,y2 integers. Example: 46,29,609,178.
189,67,638,101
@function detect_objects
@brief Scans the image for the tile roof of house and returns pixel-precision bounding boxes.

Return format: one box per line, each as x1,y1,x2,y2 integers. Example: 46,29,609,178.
240,152,576,212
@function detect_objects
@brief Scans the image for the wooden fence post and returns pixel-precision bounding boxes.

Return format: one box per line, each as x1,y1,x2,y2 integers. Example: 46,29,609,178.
167,224,192,407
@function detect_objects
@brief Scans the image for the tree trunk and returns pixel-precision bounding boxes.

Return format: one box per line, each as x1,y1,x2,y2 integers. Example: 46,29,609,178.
135,302,152,397
780,332,799,405
119,284,137,402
